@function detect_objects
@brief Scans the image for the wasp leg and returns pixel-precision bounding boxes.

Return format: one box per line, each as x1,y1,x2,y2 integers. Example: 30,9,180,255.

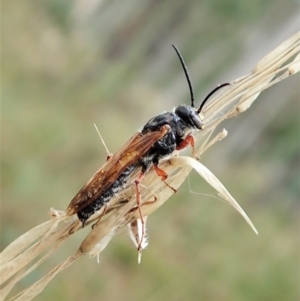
176,133,195,155
153,164,177,193
134,163,177,251
142,195,157,206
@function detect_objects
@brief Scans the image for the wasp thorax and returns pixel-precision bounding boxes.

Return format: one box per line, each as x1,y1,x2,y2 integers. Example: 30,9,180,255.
175,105,203,130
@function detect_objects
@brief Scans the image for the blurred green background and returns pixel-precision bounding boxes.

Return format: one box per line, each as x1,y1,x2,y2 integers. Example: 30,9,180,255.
2,1,299,300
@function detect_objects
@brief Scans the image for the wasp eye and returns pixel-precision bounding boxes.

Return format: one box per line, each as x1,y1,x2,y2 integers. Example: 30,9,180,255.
175,105,203,129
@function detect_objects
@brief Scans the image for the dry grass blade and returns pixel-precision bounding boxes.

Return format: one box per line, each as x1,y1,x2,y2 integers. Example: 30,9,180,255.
169,156,258,234
203,31,299,128
0,219,58,266
6,254,80,301
1,32,299,300
0,218,62,285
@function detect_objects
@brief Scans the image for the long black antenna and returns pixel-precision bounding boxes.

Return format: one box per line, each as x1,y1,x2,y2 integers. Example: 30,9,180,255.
172,45,195,107
197,83,230,114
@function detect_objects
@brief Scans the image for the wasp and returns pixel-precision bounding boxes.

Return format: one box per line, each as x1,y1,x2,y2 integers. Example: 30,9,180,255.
66,45,229,229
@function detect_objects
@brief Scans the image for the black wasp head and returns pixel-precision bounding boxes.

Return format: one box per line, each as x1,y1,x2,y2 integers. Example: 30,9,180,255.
175,105,203,130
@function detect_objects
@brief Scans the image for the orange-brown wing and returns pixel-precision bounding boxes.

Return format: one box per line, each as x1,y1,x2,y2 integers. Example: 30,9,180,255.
65,124,170,215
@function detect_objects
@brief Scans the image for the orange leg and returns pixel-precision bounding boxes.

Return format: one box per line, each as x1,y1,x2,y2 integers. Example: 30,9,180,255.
176,134,195,155
134,165,177,250
153,164,168,180
153,165,176,193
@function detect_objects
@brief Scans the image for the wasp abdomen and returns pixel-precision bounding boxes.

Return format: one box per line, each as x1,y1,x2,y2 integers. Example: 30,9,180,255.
77,164,137,225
